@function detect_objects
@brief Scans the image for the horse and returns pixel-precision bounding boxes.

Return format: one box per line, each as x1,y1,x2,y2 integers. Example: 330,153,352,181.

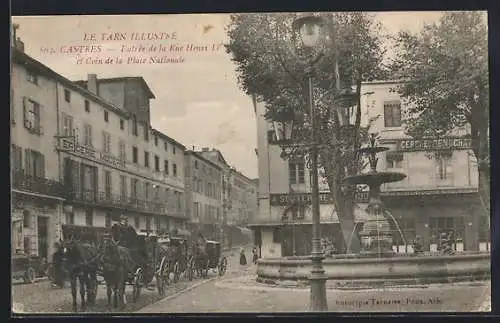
100,238,133,309
60,238,100,312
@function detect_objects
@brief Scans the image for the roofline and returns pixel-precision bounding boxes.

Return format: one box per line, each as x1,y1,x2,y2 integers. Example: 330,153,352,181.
230,168,256,184
185,150,223,171
196,149,229,167
13,49,130,119
74,76,156,99
152,128,186,149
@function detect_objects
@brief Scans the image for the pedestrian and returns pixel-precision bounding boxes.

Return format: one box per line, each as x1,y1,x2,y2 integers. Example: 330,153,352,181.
239,248,247,265
252,246,259,264
52,242,64,288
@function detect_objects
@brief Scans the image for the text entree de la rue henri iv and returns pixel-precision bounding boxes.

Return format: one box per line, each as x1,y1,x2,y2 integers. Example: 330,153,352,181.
39,32,224,65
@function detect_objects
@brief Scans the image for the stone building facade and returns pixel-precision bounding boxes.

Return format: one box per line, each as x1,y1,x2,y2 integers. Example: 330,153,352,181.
250,81,489,258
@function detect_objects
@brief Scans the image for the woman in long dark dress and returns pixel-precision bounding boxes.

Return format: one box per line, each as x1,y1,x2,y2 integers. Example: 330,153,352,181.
52,242,64,288
239,248,247,265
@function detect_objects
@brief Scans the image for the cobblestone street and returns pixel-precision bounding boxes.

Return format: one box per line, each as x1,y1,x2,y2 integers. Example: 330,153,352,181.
139,270,491,313
12,246,252,314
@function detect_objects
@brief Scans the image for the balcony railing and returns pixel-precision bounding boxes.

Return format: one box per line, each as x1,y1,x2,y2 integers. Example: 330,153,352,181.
12,171,66,197
65,188,178,215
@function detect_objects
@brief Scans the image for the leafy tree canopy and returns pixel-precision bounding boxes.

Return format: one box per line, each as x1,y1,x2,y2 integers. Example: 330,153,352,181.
390,11,488,153
390,11,490,215
225,12,388,251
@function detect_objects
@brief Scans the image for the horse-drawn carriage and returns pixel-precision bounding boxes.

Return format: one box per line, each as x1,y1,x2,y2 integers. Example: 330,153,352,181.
60,223,160,311
193,239,228,278
155,235,195,295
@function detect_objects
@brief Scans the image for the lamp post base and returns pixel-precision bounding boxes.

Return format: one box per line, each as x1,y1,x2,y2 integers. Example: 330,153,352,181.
309,253,328,312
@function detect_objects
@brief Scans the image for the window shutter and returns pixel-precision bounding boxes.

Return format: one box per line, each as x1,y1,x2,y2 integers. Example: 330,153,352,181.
39,153,46,178
394,103,401,126
384,104,392,127
93,167,98,192
22,97,27,126
11,145,22,171
24,148,32,177
63,157,72,188
78,162,85,194
89,125,93,146
102,131,106,152
37,104,43,129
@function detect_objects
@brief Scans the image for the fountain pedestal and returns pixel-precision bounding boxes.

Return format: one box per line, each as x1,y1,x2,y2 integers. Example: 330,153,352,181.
343,135,407,258
358,190,394,257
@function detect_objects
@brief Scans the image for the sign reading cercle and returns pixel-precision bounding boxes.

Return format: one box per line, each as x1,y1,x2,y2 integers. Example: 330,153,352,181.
398,137,471,152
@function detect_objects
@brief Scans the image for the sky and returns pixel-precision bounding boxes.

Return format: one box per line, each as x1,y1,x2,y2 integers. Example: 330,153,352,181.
12,12,453,179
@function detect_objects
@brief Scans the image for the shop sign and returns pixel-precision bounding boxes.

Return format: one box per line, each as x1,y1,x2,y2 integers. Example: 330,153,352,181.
398,137,471,152
57,138,125,168
270,192,368,206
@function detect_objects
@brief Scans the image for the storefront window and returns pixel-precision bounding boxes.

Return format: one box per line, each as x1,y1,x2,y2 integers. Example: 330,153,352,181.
429,216,465,244
272,227,281,243
478,216,490,242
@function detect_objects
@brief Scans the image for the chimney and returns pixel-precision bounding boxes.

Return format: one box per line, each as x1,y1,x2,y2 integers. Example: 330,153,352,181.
87,74,98,95
202,147,209,152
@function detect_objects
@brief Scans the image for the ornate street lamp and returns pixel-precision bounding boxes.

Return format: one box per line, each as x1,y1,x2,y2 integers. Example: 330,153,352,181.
292,13,328,312
335,87,358,126
272,106,295,144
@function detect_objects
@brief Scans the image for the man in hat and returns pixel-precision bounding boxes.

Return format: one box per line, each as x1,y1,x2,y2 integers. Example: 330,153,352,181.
111,215,137,248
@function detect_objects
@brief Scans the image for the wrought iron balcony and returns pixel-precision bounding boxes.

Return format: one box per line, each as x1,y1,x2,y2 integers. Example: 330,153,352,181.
11,171,66,197
65,187,168,215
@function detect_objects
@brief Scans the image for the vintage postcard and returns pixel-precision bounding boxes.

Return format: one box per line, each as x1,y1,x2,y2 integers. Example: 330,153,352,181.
10,12,490,314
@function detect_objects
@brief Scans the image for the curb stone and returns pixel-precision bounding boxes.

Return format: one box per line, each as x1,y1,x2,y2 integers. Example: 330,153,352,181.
136,277,218,313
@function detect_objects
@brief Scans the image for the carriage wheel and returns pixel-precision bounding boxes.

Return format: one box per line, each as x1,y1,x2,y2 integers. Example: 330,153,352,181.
173,261,180,283
24,267,36,284
218,257,228,276
132,268,143,302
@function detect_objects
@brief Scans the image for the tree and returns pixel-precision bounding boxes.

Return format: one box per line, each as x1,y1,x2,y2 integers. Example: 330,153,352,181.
225,12,388,252
391,11,490,217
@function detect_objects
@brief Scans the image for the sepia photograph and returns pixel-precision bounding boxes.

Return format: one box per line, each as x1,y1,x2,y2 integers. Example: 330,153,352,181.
10,11,490,314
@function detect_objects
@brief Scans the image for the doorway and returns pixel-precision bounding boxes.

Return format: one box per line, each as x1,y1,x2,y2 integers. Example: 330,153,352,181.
37,216,49,259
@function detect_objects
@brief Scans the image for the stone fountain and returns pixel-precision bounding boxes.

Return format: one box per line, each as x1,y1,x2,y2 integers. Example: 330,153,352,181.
256,134,490,289
343,133,407,257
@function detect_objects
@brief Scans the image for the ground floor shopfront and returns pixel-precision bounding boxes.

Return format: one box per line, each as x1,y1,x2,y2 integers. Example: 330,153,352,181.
11,191,65,260
251,192,490,258
62,203,187,236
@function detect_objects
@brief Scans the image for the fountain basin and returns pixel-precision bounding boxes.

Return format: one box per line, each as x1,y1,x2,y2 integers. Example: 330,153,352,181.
343,171,407,186
256,253,490,289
